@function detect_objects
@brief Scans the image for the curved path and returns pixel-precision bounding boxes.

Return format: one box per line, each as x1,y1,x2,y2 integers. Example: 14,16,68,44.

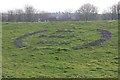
15,30,48,48
72,29,112,49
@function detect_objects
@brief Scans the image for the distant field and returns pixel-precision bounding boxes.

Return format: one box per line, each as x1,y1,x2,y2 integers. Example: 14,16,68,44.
2,20,118,78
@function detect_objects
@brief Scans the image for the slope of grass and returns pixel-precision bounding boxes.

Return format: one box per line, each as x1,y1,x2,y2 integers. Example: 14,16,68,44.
2,20,118,78
0,22,2,79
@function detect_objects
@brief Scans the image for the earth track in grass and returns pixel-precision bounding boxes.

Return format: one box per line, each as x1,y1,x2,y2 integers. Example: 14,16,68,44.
72,29,112,49
15,30,48,48
15,29,112,49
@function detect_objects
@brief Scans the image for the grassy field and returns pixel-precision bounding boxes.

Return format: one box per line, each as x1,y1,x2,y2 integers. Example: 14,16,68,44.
0,22,2,79
2,20,118,78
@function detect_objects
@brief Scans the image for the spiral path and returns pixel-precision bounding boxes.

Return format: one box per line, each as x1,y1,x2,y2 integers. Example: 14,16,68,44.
15,29,112,49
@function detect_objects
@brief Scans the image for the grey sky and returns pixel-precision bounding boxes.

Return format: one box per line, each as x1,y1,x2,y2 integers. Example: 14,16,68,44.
0,0,119,13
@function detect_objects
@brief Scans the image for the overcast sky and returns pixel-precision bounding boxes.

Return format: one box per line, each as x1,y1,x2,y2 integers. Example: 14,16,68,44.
0,0,119,13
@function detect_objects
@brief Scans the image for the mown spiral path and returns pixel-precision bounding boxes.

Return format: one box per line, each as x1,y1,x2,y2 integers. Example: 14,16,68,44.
15,29,112,49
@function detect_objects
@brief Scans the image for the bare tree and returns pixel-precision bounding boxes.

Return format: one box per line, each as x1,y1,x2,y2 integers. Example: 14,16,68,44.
110,4,118,19
101,8,112,20
15,9,24,22
76,3,98,20
101,3,119,20
117,1,120,20
24,5,36,22
37,11,49,22
7,10,17,21
61,9,73,21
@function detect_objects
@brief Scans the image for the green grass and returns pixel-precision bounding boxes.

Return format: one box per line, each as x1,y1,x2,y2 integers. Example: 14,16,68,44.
2,20,118,78
0,22,2,79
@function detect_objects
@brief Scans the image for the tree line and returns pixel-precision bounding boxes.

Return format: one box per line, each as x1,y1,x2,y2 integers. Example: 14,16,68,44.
1,2,120,22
